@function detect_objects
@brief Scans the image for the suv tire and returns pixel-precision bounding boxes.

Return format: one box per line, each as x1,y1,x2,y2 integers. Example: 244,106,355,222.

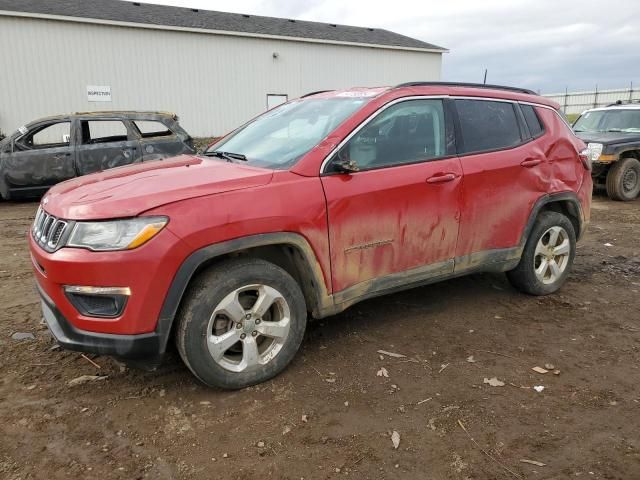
507,211,576,296
606,157,640,201
175,258,307,389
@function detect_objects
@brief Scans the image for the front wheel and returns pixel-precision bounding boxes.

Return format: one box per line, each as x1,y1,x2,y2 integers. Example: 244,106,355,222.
175,258,307,389
606,157,640,201
507,211,576,295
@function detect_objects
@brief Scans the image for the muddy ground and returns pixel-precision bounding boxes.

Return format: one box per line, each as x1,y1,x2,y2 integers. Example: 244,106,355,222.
1,195,639,480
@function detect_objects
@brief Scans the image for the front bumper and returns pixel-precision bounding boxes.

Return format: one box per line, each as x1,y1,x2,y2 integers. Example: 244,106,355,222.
38,282,164,361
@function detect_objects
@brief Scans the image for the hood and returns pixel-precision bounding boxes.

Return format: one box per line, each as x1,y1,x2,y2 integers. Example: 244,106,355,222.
43,155,274,220
576,131,640,145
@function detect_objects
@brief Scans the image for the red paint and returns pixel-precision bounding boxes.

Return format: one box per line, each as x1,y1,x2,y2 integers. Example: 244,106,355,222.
30,85,590,337
322,159,462,292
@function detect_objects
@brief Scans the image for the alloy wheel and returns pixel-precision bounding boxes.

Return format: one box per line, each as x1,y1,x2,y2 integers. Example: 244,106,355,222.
533,226,571,285
206,284,291,373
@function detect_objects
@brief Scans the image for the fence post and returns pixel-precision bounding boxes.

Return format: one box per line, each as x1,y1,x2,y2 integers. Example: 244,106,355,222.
593,84,598,108
631,81,634,103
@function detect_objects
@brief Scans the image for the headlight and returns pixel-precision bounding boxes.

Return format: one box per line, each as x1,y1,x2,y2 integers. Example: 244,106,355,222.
67,217,168,251
587,143,603,162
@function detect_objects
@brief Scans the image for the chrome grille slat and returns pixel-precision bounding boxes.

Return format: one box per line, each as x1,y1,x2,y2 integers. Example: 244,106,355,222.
32,208,68,252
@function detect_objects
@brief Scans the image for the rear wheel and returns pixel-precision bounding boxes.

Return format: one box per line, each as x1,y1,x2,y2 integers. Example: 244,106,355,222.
175,258,307,389
507,211,576,295
606,157,640,201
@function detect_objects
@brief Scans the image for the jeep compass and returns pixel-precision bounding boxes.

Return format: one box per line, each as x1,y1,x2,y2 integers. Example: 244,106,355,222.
30,82,592,389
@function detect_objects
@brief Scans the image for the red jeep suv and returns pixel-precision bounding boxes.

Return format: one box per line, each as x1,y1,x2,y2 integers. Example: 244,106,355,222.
30,82,592,389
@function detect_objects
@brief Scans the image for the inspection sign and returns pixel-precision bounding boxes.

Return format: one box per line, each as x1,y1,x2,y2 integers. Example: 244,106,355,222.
87,85,112,102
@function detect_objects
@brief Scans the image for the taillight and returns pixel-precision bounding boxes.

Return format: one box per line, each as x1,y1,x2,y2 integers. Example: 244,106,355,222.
579,148,592,170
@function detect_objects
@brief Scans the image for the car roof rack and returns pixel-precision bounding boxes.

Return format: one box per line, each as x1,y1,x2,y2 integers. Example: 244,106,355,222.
301,90,334,98
394,82,537,96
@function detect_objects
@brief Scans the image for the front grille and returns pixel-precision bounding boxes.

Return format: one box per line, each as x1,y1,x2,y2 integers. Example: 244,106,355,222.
32,207,69,251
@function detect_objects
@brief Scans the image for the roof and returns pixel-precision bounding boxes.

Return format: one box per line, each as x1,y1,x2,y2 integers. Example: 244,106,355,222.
0,0,446,52
23,111,177,127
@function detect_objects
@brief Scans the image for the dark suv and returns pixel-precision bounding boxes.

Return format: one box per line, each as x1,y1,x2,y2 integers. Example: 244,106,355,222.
573,102,640,201
30,83,592,389
0,111,194,199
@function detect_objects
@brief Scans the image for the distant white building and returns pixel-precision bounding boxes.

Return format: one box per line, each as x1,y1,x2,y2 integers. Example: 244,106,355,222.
0,0,446,137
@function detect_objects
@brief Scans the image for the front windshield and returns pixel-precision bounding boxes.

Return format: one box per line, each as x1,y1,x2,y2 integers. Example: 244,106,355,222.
574,109,640,133
205,97,369,169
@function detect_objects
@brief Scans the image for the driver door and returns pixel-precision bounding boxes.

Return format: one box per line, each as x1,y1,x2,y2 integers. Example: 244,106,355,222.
5,121,76,195
321,98,463,296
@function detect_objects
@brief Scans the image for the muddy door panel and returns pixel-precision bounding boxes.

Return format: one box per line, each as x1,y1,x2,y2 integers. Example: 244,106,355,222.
453,99,550,259
321,98,462,294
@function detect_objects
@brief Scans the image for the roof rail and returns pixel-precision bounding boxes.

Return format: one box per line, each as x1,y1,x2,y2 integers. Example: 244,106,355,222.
606,100,640,107
394,82,537,96
301,90,334,98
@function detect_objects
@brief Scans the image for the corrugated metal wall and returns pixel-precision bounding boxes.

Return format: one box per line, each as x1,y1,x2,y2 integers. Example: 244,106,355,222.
543,87,640,115
0,16,442,137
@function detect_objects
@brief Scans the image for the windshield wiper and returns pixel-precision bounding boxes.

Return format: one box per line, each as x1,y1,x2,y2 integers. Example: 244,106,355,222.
606,128,623,132
204,150,247,162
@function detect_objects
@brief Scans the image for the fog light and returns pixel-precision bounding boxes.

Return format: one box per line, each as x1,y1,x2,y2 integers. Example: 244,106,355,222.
64,286,130,318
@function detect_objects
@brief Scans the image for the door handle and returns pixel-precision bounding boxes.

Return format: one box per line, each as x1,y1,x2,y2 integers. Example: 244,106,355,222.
53,153,71,159
521,158,542,168
426,173,457,184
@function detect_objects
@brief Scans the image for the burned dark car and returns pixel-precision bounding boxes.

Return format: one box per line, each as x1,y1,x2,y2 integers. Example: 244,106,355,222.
0,112,195,199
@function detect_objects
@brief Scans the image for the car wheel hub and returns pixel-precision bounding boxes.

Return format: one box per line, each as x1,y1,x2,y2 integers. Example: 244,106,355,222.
622,167,638,193
206,284,291,373
533,226,570,285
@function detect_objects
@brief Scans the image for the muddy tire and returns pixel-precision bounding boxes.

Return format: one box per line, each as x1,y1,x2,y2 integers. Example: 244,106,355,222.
175,258,307,389
606,157,640,201
507,211,576,296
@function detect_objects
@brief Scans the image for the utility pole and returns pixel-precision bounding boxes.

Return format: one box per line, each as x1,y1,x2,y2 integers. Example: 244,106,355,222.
483,69,487,85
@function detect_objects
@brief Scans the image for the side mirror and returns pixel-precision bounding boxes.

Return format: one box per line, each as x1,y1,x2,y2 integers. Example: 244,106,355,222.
332,158,360,174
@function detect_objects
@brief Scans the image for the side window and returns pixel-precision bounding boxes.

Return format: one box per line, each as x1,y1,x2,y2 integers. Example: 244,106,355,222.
133,120,172,138
23,122,71,149
81,120,129,144
332,99,446,171
455,100,522,154
521,104,545,138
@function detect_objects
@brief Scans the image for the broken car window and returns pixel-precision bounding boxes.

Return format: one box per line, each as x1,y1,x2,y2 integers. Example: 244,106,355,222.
23,122,71,149
81,120,129,144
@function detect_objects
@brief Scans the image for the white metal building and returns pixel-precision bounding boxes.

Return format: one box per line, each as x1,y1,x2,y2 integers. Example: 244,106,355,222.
0,0,446,137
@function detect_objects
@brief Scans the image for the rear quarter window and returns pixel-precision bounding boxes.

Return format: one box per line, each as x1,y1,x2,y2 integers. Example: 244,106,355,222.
133,120,172,138
520,104,545,138
455,99,522,154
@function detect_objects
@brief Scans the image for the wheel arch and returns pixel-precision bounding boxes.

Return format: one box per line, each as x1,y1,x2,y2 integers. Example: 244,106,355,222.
155,233,332,352
521,193,585,247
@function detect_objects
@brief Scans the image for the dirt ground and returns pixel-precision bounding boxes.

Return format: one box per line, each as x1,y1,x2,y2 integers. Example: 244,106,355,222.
1,194,639,480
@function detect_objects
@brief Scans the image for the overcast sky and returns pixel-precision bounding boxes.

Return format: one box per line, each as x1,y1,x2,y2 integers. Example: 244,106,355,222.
139,0,639,94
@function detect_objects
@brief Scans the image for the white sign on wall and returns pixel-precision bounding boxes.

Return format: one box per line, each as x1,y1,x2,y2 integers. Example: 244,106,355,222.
87,85,112,102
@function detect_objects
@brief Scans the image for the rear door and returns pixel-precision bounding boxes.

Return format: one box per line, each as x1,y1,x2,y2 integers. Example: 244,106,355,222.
4,121,76,194
76,119,141,176
453,98,549,264
321,98,463,295
133,118,195,160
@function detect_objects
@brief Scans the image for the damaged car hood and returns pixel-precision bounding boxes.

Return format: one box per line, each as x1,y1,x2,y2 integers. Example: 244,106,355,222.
42,155,274,219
